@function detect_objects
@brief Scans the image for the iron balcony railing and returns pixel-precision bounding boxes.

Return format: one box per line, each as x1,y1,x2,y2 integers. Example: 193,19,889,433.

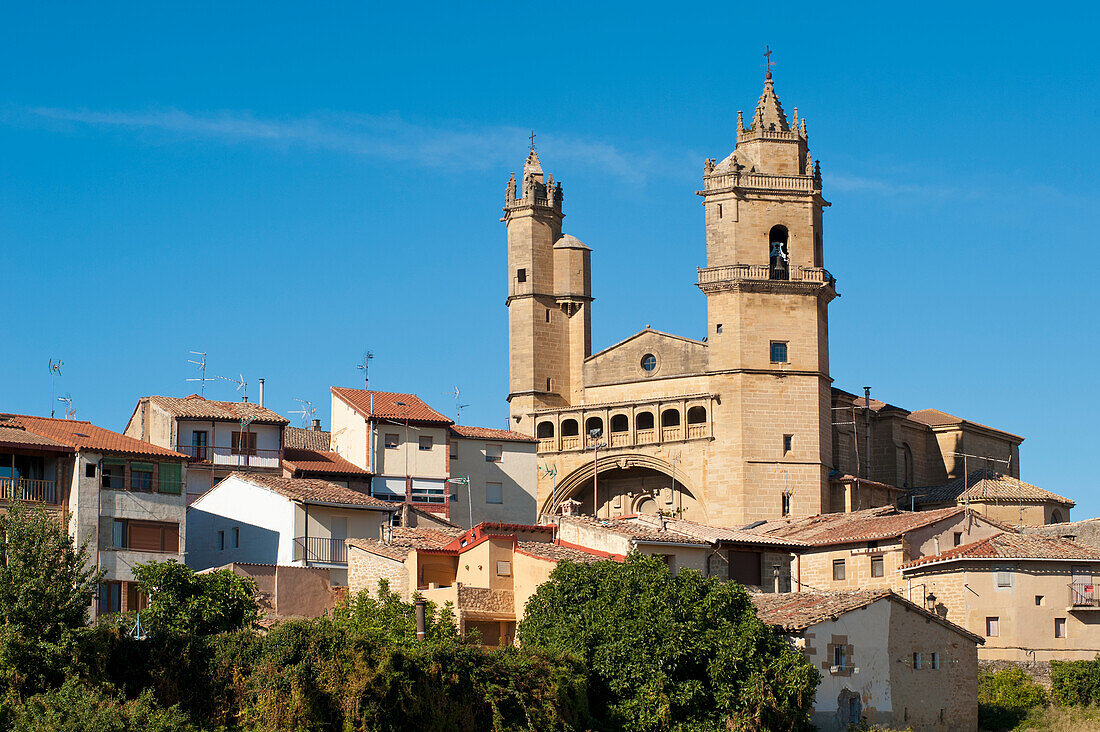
293,536,347,565
0,477,59,504
1070,582,1099,608
175,444,282,469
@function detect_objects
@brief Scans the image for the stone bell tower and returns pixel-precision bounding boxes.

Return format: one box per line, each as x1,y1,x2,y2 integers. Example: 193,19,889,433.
696,69,837,519
503,146,592,435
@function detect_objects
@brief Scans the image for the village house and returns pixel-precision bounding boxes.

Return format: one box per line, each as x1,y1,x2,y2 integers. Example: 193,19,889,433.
447,424,537,527
124,394,289,503
0,413,188,617
748,506,1008,596
901,532,1100,661
282,422,371,490
753,590,982,732
186,472,396,585
904,468,1073,526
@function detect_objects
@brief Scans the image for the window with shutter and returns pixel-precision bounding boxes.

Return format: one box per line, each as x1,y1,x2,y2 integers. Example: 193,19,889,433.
158,462,181,494
128,522,163,551
231,431,257,456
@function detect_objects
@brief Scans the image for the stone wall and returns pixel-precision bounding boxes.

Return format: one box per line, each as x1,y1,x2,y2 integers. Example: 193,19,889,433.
347,546,409,599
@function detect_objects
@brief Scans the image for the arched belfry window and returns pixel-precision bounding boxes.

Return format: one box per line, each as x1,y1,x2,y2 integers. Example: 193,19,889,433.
769,225,789,280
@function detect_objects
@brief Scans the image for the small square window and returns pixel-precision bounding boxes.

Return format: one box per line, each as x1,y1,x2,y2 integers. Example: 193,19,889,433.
1036,595,1045,606
986,617,1000,637
996,571,1013,587
954,531,963,547
485,444,503,463
770,341,788,363
384,434,399,449
85,463,96,478
913,652,922,670
1055,617,1067,638
783,434,793,454
833,559,846,581
419,436,433,451
716,323,723,334
517,268,527,283
449,442,458,460
496,560,511,576
485,482,503,504
833,645,846,668
871,556,884,578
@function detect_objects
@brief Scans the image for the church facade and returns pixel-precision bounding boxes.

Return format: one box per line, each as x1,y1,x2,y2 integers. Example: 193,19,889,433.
503,72,1027,527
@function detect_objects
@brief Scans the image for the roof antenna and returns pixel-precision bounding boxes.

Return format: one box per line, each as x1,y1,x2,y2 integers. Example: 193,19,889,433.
186,351,215,396
216,373,247,401
448,386,470,424
48,358,64,417
357,351,374,389
289,398,317,427
57,393,76,419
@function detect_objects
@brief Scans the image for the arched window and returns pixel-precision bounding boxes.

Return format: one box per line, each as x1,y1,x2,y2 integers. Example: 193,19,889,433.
561,419,579,437
902,443,914,488
585,417,604,438
610,414,629,433
536,422,555,439
687,406,707,424
1049,510,1064,525
661,409,681,427
769,225,789,280
636,497,657,514
635,412,654,430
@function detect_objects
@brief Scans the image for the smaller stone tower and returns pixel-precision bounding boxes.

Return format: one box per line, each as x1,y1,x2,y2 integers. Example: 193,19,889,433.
503,148,592,434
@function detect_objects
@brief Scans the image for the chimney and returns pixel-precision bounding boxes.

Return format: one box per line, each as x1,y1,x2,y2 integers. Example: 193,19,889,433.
772,564,782,594
258,378,265,408
311,418,322,431
415,599,427,640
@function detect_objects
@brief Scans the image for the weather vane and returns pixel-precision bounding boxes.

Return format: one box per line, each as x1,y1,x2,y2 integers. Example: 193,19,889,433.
762,45,775,78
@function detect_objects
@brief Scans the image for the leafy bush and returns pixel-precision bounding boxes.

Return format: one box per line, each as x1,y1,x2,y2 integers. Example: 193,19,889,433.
130,560,260,638
1051,658,1100,706
0,677,195,731
518,552,818,732
978,668,1048,730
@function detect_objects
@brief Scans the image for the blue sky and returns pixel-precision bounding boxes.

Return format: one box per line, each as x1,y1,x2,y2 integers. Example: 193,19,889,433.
2,3,1097,513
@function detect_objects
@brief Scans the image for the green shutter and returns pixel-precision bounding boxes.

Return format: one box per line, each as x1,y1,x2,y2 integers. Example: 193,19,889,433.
101,457,127,466
130,462,154,472
158,463,181,494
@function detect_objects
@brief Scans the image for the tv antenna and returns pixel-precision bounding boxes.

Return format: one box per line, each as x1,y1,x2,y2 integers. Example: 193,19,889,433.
357,352,374,389
289,398,317,426
57,393,76,419
216,373,247,399
48,359,64,417
448,387,470,424
186,351,215,396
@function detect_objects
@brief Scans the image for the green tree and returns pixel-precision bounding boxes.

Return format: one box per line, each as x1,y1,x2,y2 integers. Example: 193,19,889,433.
977,668,1047,730
518,553,818,732
130,560,260,638
0,501,99,697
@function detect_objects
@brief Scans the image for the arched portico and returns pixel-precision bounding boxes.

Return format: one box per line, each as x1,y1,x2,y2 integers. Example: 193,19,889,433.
540,453,704,521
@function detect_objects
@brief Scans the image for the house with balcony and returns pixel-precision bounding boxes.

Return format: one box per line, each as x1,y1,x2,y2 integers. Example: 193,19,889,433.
186,472,396,585
901,531,1100,661
0,413,189,617
124,394,289,503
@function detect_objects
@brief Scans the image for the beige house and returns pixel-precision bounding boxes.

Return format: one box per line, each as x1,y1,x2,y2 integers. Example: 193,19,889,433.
905,468,1073,527
187,473,396,585
1,413,189,617
282,423,372,491
124,394,289,503
753,591,982,731
501,69,1031,528
901,532,1100,661
749,506,1008,596
347,522,604,645
448,424,538,527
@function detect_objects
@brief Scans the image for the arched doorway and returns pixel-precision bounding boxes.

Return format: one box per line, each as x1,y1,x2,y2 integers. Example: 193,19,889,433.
543,455,701,521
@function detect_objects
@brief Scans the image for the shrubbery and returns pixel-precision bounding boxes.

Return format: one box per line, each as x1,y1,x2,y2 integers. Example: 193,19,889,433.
978,668,1048,730
1050,657,1100,706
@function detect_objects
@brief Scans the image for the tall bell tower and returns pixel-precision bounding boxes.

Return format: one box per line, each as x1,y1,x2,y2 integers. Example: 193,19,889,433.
697,68,837,520
503,145,592,435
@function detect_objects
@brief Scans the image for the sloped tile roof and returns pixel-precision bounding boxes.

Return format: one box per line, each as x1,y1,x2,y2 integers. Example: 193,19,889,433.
632,514,808,548
0,422,72,451
907,469,1073,508
331,387,452,425
148,395,289,425
747,506,967,547
561,515,711,546
829,473,903,493
282,448,370,476
750,590,985,644
347,526,464,560
3,414,187,459
902,532,1100,569
907,408,1022,440
230,473,394,509
449,425,535,443
284,426,330,451
515,541,606,564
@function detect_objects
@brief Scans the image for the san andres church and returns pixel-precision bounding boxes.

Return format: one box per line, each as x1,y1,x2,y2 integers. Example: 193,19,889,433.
501,69,1068,528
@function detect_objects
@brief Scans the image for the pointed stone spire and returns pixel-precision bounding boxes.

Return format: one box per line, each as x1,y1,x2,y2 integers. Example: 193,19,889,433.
737,110,744,132
506,172,516,204
524,147,543,176
752,73,790,132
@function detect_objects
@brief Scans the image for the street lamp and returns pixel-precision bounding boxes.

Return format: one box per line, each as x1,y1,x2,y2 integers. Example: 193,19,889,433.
588,427,606,518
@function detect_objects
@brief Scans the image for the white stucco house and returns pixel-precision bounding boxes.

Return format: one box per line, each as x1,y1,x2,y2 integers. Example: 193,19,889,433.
187,473,396,585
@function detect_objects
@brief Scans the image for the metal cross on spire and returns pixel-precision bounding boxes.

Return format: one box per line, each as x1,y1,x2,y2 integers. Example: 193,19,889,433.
529,130,536,151
762,45,775,78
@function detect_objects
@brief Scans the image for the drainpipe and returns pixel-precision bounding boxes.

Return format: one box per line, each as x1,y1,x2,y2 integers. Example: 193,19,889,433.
863,387,872,482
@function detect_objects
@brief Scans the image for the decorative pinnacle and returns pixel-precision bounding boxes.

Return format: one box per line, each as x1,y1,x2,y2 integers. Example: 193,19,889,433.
762,45,775,80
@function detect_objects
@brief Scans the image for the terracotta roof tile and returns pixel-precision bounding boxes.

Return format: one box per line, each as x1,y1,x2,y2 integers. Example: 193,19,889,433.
331,387,452,425
284,426,330,451
0,422,73,451
229,473,395,509
561,515,711,546
902,532,1100,569
829,473,903,493
449,425,536,442
3,414,187,459
907,469,1073,508
632,514,808,547
148,395,289,425
282,448,370,476
347,526,464,560
907,408,1022,440
748,506,968,547
516,541,605,564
